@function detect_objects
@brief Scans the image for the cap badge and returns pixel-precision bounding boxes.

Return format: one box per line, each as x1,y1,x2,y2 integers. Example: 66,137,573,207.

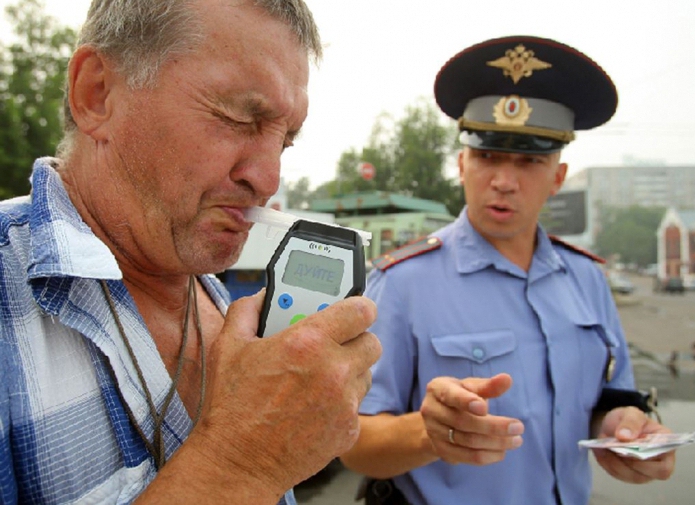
493,95,532,126
487,45,552,84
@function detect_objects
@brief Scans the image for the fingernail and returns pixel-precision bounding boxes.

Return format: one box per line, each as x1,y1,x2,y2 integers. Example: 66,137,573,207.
618,428,633,439
469,400,485,415
508,422,524,436
512,436,523,448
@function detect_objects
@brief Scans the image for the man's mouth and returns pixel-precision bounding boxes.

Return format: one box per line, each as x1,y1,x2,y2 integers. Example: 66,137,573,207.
214,206,253,232
487,203,514,218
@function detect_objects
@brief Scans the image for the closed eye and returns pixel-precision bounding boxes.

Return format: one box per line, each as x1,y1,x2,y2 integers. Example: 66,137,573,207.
283,129,302,150
215,111,256,129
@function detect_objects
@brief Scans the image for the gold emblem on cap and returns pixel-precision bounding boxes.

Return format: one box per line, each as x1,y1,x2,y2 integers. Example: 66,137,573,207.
487,45,552,84
493,95,532,126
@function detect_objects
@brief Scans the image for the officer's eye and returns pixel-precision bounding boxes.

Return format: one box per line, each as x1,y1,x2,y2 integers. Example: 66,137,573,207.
523,155,548,165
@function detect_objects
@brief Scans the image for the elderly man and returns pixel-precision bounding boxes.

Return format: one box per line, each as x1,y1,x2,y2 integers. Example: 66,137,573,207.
0,1,380,504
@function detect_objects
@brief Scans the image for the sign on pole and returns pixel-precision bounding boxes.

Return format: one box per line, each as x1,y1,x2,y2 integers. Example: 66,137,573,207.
358,162,375,181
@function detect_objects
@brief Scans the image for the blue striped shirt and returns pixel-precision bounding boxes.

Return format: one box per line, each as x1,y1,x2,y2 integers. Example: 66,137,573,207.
0,158,294,505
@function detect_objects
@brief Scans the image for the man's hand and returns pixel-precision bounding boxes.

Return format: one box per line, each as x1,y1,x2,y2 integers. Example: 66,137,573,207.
592,407,676,484
420,373,524,466
192,290,381,497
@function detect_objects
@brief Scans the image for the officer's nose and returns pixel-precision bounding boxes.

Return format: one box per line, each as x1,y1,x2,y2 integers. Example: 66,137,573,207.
491,165,519,194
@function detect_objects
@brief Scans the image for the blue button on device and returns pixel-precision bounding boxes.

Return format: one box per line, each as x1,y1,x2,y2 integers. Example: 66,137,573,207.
278,293,294,309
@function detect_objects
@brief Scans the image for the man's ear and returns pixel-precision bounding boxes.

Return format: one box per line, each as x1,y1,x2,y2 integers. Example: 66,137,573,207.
458,150,466,186
550,162,568,196
67,46,117,140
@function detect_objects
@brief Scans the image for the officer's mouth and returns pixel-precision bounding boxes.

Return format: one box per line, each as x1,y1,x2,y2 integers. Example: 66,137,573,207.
487,203,515,220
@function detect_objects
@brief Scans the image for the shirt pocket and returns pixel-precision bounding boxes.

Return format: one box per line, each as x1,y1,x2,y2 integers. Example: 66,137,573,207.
430,330,529,417
571,317,618,410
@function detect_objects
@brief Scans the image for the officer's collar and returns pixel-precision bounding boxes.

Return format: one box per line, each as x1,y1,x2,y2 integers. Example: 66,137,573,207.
454,208,565,279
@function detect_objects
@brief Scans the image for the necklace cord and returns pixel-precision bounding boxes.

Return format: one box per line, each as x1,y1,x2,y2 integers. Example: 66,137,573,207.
99,276,206,470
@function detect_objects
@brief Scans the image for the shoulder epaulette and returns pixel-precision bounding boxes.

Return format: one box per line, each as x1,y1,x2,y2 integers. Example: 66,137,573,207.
371,236,442,271
549,234,606,264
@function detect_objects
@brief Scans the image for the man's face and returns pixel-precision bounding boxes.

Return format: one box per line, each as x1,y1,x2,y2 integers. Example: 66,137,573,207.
458,146,567,248
101,1,309,275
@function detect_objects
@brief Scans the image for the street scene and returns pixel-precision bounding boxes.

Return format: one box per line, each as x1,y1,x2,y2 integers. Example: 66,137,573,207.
295,273,695,504
1,1,695,503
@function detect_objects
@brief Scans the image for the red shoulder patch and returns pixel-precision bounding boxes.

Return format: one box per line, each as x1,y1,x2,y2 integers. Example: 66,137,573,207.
549,234,606,264
371,236,442,271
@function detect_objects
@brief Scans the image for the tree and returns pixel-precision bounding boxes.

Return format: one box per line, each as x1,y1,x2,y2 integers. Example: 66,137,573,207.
594,205,665,267
323,99,465,216
0,0,76,198
286,176,312,209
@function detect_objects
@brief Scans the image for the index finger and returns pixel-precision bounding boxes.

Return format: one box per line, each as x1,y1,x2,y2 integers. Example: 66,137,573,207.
428,375,514,416
427,376,486,414
220,289,266,342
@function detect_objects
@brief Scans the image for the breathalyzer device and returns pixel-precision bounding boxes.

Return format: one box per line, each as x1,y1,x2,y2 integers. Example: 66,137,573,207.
257,219,366,337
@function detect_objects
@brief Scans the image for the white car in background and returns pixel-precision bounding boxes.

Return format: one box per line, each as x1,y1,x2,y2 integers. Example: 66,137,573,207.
607,271,635,295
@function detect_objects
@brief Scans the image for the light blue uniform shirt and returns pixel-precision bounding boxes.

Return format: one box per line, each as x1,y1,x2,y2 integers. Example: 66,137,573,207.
0,159,295,505
361,208,634,505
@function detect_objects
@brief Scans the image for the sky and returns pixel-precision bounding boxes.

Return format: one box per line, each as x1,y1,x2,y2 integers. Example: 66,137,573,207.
2,0,695,189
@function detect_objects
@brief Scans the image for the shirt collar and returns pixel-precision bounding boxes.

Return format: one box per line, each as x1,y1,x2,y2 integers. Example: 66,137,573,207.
27,157,122,281
530,226,567,281
453,207,566,279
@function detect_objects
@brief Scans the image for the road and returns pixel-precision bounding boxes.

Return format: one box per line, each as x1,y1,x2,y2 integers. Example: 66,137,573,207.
295,273,695,504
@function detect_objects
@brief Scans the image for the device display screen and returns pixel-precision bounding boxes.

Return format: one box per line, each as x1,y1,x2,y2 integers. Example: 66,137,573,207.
282,249,345,296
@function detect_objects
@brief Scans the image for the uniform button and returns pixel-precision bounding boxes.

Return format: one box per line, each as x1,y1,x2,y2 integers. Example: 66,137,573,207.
472,347,485,360
555,407,561,416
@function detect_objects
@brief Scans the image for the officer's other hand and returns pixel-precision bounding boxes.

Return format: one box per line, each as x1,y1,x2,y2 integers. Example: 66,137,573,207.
592,406,676,483
193,290,381,497
420,373,524,466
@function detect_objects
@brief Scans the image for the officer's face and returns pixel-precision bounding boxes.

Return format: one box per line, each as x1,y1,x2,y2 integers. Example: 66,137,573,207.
459,147,567,250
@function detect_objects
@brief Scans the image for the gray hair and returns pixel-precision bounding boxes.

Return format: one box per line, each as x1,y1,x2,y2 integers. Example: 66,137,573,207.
58,0,322,157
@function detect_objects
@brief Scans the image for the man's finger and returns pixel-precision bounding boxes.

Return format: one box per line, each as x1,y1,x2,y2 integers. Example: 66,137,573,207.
339,331,383,374
220,289,266,341
427,374,513,416
460,373,513,400
284,295,377,345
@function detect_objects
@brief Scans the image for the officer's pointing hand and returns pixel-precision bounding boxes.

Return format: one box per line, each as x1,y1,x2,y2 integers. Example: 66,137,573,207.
420,373,524,466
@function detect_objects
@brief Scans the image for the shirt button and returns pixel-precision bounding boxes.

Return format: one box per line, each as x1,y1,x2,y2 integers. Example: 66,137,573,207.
473,347,485,360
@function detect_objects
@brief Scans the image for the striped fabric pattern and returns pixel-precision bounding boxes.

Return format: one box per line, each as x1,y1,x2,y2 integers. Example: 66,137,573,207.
0,159,294,505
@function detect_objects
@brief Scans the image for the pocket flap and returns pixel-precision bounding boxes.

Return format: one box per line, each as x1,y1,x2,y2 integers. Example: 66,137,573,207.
431,330,516,364
569,314,620,347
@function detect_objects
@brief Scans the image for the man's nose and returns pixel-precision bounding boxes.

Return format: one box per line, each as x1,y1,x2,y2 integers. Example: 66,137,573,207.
231,139,283,199
491,165,519,193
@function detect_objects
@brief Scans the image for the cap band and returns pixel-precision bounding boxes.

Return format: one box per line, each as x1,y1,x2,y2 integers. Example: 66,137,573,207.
460,130,567,154
458,95,576,143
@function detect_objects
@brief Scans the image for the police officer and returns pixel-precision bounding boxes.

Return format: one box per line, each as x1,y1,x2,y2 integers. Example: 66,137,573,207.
341,35,676,505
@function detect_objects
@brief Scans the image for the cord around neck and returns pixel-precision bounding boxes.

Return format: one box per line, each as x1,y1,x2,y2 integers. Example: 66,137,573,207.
100,275,206,469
